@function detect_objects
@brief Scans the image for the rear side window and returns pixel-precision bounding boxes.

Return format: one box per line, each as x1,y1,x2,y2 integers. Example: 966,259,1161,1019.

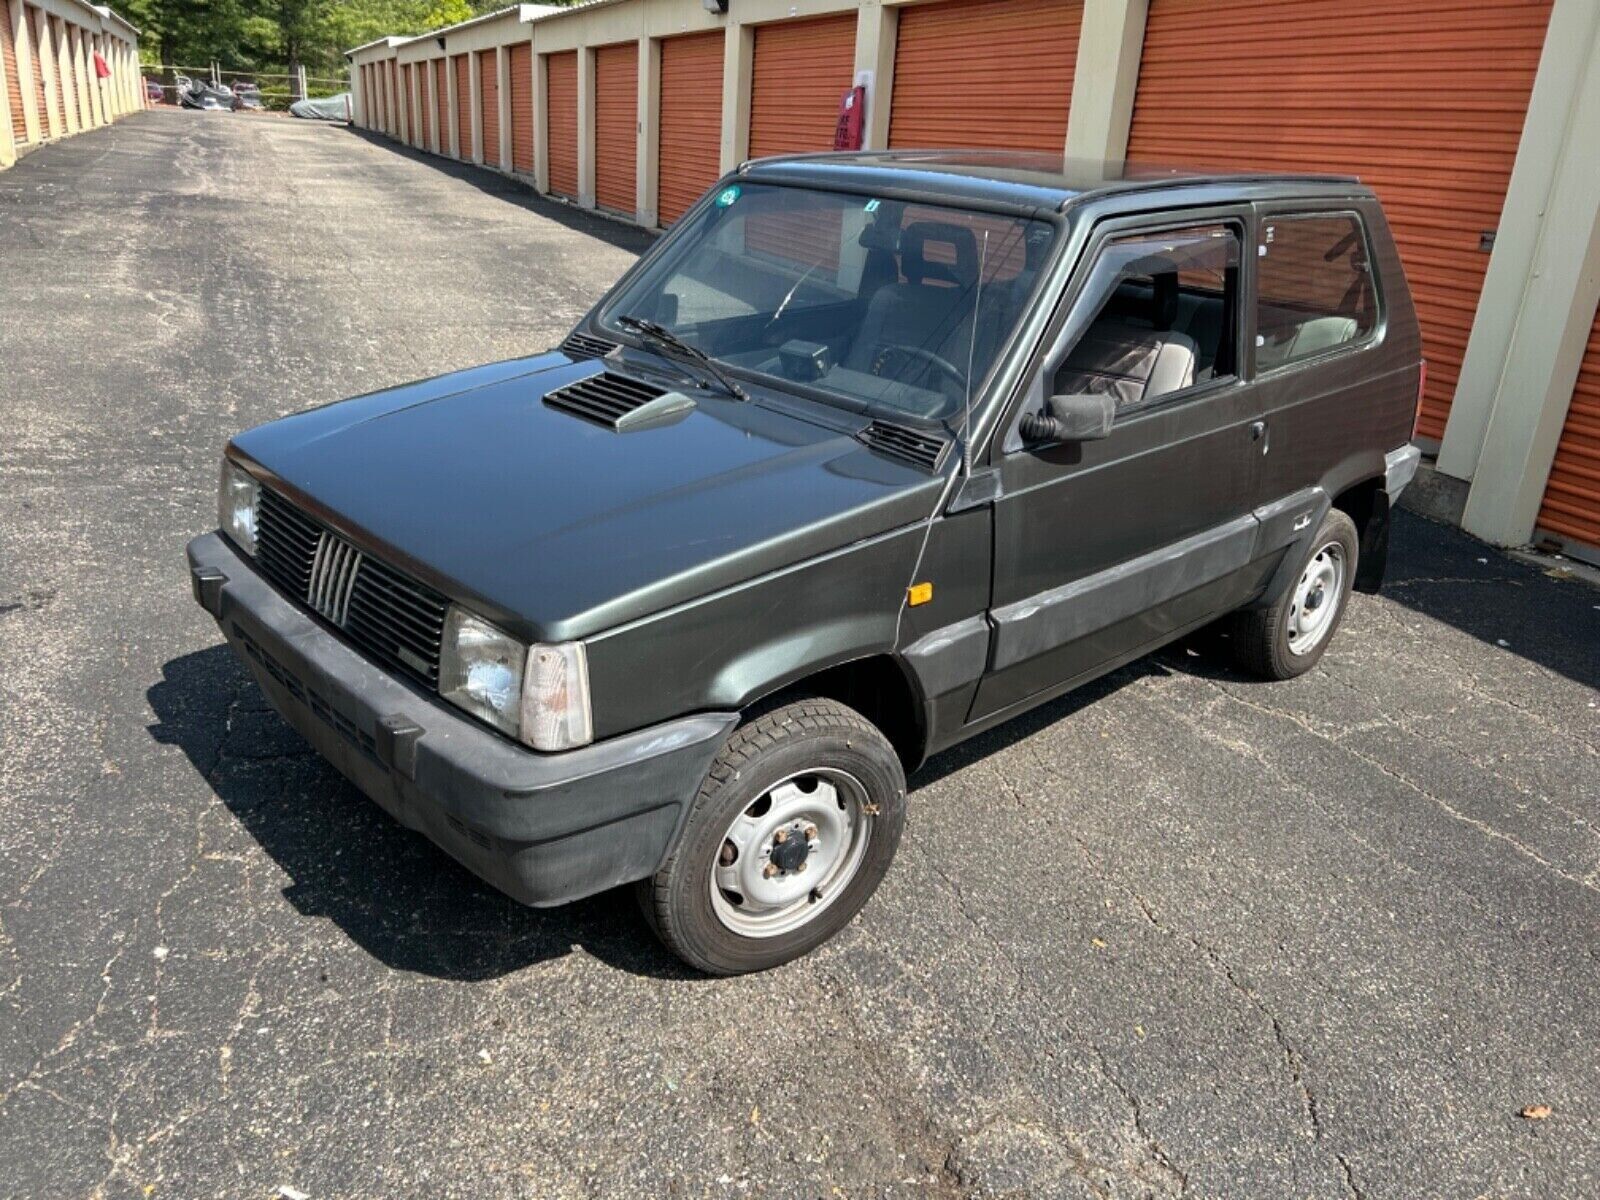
1256,213,1378,371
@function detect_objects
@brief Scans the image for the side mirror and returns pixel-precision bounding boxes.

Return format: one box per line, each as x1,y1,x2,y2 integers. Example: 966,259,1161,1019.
1020,391,1115,443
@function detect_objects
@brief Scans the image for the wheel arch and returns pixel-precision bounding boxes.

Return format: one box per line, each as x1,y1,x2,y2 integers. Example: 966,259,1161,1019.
747,653,929,774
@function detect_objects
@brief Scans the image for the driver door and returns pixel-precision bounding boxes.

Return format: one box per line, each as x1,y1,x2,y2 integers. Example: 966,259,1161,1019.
969,210,1265,722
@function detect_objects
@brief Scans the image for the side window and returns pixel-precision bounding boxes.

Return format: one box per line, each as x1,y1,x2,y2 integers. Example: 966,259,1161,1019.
1052,223,1241,411
1256,213,1378,371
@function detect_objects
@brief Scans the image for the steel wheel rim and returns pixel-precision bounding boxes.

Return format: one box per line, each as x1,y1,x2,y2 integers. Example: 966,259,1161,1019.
1286,539,1346,656
709,768,873,939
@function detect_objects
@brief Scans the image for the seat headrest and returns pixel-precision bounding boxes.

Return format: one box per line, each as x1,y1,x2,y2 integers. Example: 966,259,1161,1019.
900,221,980,288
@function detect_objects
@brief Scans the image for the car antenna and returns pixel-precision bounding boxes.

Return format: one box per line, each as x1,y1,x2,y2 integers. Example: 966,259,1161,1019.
961,231,990,478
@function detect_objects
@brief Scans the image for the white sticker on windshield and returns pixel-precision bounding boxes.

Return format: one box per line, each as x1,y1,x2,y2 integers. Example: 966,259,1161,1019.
864,199,881,213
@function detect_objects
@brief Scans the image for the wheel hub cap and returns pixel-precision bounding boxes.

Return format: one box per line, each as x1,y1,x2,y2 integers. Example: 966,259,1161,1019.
1286,540,1346,656
710,770,873,939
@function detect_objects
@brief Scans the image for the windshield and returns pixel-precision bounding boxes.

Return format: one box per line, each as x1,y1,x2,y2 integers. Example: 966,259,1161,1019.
599,183,1059,423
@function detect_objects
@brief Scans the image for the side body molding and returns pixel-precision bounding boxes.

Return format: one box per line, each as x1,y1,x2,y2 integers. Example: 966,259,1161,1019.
990,514,1260,672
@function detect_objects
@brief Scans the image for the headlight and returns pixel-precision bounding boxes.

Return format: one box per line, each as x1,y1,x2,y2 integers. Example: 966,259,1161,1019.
219,459,259,555
440,607,527,738
439,606,592,751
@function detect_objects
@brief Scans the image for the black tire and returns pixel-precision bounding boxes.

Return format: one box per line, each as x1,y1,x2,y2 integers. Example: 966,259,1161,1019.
637,698,906,976
1231,508,1359,680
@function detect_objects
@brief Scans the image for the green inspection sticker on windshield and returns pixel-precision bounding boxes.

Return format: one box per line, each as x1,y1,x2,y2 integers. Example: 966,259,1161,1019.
864,199,881,213
715,186,741,207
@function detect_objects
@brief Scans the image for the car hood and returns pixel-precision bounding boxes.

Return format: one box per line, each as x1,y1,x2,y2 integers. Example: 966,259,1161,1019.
230,352,946,641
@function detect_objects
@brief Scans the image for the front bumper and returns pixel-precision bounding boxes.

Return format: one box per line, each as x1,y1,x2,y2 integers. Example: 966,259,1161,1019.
186,532,738,907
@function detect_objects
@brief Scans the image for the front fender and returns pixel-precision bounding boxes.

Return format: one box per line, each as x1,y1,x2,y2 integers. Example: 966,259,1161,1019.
583,524,926,740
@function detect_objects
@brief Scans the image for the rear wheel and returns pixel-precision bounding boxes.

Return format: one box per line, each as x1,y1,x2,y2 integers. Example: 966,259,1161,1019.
1231,508,1358,679
638,699,906,975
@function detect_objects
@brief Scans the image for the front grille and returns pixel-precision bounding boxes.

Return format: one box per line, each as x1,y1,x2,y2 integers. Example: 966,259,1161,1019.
254,488,450,689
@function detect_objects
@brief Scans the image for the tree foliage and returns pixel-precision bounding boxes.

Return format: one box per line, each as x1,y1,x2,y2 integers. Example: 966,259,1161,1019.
121,0,570,82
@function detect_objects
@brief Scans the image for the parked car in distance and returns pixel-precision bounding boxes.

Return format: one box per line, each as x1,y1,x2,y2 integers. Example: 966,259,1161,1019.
232,82,264,111
188,152,1424,974
145,77,163,105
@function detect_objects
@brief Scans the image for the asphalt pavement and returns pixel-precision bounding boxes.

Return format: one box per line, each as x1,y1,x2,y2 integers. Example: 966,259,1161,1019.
1,111,1597,1200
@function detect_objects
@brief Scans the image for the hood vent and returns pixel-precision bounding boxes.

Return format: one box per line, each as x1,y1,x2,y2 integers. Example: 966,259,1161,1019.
545,371,692,431
561,331,617,360
857,420,952,472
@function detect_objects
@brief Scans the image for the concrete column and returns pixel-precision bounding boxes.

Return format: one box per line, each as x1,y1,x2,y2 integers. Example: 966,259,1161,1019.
1439,0,1600,482
9,0,41,143
534,51,549,191
719,23,751,172
1458,12,1600,547
42,18,65,137
853,0,896,151
89,35,107,126
0,62,14,166
498,47,512,170
577,45,595,205
54,22,76,134
72,28,97,129
636,36,660,228
469,52,482,162
1063,0,1148,168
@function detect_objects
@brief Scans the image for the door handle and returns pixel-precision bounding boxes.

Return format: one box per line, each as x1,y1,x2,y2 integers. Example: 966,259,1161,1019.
1250,420,1269,454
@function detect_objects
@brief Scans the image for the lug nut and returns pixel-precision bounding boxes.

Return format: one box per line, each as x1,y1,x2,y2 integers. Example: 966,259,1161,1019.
773,828,788,844
796,861,807,873
763,863,779,879
804,824,818,841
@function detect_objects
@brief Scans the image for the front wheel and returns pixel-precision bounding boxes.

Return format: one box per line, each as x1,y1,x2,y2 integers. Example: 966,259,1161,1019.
1230,508,1359,679
638,699,906,975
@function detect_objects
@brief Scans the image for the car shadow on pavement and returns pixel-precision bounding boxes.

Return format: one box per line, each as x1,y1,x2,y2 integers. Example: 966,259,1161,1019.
148,645,699,983
345,128,659,256
1381,510,1597,690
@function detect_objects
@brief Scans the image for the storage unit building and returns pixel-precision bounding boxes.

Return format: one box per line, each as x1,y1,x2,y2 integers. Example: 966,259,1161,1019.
546,49,577,198
453,54,471,159
510,42,533,174
888,0,1081,152
1537,311,1600,559
1126,0,1554,444
479,49,500,166
593,42,637,215
657,30,723,226
748,12,855,158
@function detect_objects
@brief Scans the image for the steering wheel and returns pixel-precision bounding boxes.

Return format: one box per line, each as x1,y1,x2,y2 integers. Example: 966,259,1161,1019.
870,343,968,396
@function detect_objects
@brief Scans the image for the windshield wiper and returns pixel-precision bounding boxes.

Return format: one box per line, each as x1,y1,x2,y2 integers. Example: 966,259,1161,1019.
616,314,748,402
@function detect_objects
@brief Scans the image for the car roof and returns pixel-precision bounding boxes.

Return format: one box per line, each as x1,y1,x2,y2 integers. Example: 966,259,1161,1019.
738,150,1370,215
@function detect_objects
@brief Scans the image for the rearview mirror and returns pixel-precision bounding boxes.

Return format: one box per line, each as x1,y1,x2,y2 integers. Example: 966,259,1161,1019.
1020,391,1115,443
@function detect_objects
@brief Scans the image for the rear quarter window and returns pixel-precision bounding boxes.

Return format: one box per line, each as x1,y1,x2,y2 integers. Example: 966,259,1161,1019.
1256,213,1379,372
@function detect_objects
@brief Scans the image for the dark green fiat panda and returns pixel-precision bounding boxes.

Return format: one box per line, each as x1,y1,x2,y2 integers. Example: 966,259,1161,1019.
189,153,1423,974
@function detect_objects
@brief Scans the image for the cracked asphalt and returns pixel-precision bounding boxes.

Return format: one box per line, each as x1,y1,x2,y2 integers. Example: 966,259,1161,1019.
2,111,1598,1200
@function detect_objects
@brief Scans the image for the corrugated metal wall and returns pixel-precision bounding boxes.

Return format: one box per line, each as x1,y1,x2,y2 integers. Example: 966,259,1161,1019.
434,58,448,151
478,49,500,166
453,54,470,159
888,0,1081,152
1537,308,1600,559
594,42,637,214
657,30,723,226
748,12,856,158
1127,0,1553,444
2,0,28,143
546,50,578,198
422,61,434,148
509,43,532,174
